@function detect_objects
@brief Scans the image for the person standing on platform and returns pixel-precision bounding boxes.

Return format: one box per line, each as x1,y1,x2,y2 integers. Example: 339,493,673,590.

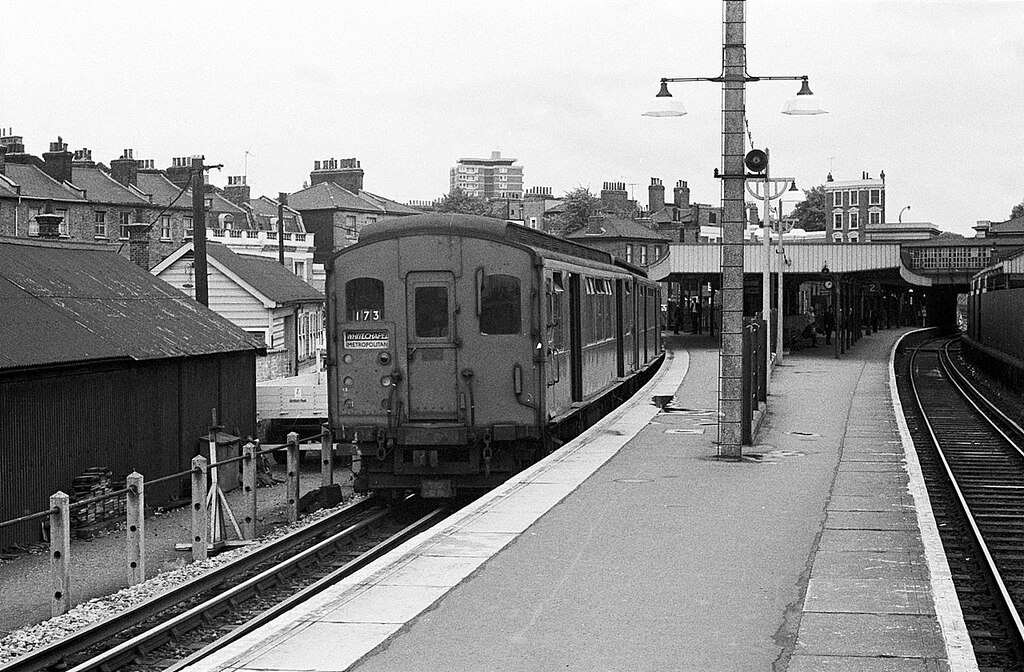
673,302,684,335
693,297,704,334
823,307,835,345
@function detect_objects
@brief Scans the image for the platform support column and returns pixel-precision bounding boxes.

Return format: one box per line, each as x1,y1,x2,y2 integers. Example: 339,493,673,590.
321,423,334,487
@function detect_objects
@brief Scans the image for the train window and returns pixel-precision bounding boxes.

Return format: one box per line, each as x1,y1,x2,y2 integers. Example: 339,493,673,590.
414,286,449,338
480,274,521,335
345,278,384,321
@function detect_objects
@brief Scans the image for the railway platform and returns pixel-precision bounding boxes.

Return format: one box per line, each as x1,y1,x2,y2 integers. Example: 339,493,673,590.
177,327,977,672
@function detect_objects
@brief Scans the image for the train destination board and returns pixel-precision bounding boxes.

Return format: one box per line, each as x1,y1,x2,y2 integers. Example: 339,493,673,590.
344,330,389,349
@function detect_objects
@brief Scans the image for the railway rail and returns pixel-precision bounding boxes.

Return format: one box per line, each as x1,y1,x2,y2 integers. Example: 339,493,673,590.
1,496,446,672
903,334,1024,669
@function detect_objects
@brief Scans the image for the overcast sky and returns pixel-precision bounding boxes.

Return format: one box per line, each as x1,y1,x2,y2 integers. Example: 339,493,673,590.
1,1,1020,236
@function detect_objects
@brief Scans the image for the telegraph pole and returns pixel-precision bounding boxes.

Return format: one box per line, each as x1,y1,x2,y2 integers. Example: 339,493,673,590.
277,192,288,265
191,157,209,307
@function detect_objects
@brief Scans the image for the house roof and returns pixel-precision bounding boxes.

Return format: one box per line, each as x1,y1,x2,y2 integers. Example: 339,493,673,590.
137,170,192,208
0,163,87,202
0,237,263,372
249,196,305,233
205,242,324,305
288,181,385,213
566,217,672,242
71,166,152,206
359,191,423,216
992,215,1024,234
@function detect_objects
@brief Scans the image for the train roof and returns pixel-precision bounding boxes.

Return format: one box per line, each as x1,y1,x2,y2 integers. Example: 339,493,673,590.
350,213,647,276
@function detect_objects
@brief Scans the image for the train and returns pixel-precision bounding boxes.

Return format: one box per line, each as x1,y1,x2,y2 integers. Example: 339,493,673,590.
965,251,1024,391
324,213,663,500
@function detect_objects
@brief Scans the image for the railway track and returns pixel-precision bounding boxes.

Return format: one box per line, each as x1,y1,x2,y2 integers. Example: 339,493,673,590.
903,334,1024,670
2,496,446,672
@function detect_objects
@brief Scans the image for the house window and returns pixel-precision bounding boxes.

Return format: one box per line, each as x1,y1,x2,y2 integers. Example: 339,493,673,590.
869,211,881,226
57,209,69,236
709,212,718,224
849,212,859,229
119,212,131,239
479,274,521,335
832,191,842,207
184,216,193,239
366,217,377,225
528,216,538,229
294,260,306,281
160,215,171,240
849,231,859,242
95,211,107,237
869,189,881,205
850,190,859,206
625,244,633,263
345,215,358,239
27,206,40,236
246,330,267,346
833,213,843,230
832,232,843,243
639,246,648,266
299,314,309,359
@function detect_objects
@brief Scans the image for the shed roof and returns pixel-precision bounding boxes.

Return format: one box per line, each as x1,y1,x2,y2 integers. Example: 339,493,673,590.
566,217,672,242
0,237,264,372
205,242,324,305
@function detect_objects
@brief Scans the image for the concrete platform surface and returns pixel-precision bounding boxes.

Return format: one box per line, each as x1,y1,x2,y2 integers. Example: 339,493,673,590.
179,329,977,672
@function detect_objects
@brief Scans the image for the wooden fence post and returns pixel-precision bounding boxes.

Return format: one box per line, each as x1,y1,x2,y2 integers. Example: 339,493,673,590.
242,442,257,540
321,423,333,487
287,432,300,524
126,472,145,585
191,456,209,562
49,491,71,617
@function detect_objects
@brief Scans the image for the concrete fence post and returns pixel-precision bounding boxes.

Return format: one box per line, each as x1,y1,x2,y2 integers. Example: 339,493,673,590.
287,432,300,524
126,472,145,585
191,456,209,562
321,423,333,488
242,442,257,540
49,491,71,617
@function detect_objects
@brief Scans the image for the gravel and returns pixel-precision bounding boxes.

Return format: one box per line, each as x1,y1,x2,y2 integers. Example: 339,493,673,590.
0,462,359,665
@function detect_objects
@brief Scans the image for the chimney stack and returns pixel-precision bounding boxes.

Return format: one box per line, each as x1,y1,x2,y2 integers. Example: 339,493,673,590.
42,136,73,184
0,128,25,154
126,222,151,269
600,181,628,213
72,148,95,167
673,180,690,210
166,156,196,188
310,157,364,193
223,175,251,206
111,149,139,187
648,177,665,215
35,201,63,239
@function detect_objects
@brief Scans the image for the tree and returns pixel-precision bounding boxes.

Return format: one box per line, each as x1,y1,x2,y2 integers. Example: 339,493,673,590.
436,188,491,216
789,184,827,232
1011,200,1024,220
549,186,603,236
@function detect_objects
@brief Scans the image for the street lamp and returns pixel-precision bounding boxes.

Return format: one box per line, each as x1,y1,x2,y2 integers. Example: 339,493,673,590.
643,1,826,459
899,205,911,223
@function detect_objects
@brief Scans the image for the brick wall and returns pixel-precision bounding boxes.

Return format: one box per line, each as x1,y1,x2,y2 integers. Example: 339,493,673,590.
256,347,293,382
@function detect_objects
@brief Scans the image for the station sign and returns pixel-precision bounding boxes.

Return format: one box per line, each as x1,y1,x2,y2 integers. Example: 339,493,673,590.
344,329,389,349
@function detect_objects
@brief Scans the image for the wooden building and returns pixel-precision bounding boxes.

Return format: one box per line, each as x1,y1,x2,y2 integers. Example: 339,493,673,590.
0,236,264,549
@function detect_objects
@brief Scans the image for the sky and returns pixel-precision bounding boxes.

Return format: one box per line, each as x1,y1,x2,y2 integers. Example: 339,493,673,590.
1,1,1021,237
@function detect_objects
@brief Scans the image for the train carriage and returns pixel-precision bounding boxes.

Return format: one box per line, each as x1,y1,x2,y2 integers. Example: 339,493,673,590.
326,213,661,499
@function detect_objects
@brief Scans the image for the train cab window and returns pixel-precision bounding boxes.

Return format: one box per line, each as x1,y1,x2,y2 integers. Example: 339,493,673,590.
415,286,449,338
480,274,521,335
345,278,384,321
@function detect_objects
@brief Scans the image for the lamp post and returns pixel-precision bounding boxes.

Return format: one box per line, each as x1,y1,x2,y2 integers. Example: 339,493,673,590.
746,168,797,383
643,0,825,458
899,205,911,224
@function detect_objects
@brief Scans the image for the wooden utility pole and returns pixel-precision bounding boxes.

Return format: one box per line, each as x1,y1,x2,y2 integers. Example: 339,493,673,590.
278,192,288,265
191,157,209,306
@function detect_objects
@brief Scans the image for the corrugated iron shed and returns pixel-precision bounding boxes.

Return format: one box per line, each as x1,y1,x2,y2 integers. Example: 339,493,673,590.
0,236,264,372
